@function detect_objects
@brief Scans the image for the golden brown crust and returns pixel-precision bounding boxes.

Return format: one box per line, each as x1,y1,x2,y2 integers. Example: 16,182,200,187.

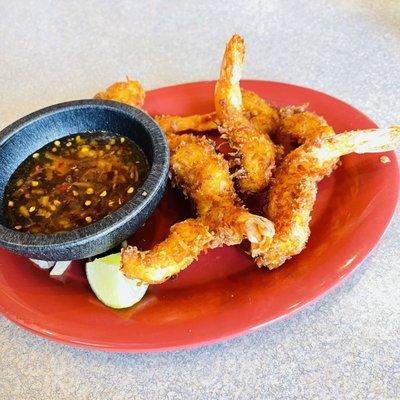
155,113,218,133
94,78,145,108
241,89,280,137
277,108,335,144
155,89,279,139
99,79,274,283
258,123,400,269
253,111,337,268
122,219,212,284
168,133,238,215
257,146,338,268
215,34,280,194
96,79,400,278
122,129,274,283
168,133,274,250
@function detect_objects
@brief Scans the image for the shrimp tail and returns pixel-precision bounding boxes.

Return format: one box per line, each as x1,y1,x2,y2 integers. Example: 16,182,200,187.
155,113,219,133
338,125,400,155
243,214,275,256
216,34,245,114
310,126,400,163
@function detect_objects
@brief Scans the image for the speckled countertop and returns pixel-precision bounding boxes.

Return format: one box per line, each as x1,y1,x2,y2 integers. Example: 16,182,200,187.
1,1,399,399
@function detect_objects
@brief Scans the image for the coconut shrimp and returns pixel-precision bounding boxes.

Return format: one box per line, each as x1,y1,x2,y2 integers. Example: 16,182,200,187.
253,124,400,269
241,89,280,137
167,132,274,246
214,34,280,194
122,131,275,283
155,88,279,137
155,112,218,134
94,78,145,108
121,219,213,284
274,106,335,150
96,79,275,283
94,81,211,282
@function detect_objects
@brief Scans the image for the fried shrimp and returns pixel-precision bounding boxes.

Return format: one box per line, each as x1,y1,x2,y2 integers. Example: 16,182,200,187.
155,89,278,137
253,125,400,269
122,131,275,283
241,89,280,137
155,112,218,134
94,78,145,108
167,132,274,248
214,34,280,194
121,219,213,284
97,79,275,283
277,106,335,145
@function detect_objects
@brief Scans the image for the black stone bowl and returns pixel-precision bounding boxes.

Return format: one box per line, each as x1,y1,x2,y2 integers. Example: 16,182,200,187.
0,100,169,260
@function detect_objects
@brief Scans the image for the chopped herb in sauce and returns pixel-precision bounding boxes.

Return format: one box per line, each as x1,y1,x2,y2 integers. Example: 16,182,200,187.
4,132,148,234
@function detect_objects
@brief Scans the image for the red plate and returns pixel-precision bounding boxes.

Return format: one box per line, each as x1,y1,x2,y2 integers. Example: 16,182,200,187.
0,81,398,352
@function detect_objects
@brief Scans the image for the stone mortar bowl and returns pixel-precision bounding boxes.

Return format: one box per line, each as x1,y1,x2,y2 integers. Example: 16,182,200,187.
0,100,169,260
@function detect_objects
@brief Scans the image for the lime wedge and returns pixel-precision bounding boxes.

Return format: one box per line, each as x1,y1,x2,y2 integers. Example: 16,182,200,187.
86,253,148,309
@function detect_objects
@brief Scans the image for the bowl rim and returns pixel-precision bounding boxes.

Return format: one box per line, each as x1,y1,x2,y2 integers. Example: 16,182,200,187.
0,99,169,252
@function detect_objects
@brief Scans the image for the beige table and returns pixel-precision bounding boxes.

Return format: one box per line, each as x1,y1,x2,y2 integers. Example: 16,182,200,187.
1,1,399,399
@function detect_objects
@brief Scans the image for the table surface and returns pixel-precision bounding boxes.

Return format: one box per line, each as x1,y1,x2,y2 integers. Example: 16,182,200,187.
1,1,399,399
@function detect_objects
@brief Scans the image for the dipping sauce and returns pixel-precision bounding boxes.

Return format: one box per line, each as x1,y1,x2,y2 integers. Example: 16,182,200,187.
4,132,148,234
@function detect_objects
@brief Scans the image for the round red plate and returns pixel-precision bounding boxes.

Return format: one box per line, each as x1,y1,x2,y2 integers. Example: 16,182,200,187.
0,81,398,352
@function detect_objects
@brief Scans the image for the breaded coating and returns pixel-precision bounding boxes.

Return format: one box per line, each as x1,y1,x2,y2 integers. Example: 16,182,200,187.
167,132,274,248
122,131,275,283
241,89,280,137
155,113,218,134
276,106,335,145
254,123,400,269
121,219,212,284
94,78,145,108
98,79,275,283
155,89,279,137
251,110,335,266
167,133,238,216
215,34,280,194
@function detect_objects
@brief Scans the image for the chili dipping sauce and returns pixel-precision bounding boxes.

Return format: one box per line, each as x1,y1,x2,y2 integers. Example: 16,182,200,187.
4,132,149,234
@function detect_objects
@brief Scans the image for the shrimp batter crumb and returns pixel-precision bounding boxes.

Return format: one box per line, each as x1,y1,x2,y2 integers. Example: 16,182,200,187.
380,155,391,164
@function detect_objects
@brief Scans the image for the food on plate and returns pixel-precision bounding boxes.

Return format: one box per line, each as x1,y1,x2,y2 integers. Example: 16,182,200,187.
4,132,148,233
273,106,335,152
94,78,145,108
122,219,213,284
254,124,400,269
166,132,274,249
155,88,278,136
241,89,280,137
93,30,400,289
49,261,73,276
86,253,148,309
95,79,274,284
121,124,274,283
30,259,56,269
155,112,218,133
214,34,280,194
9,33,397,311
279,107,335,143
